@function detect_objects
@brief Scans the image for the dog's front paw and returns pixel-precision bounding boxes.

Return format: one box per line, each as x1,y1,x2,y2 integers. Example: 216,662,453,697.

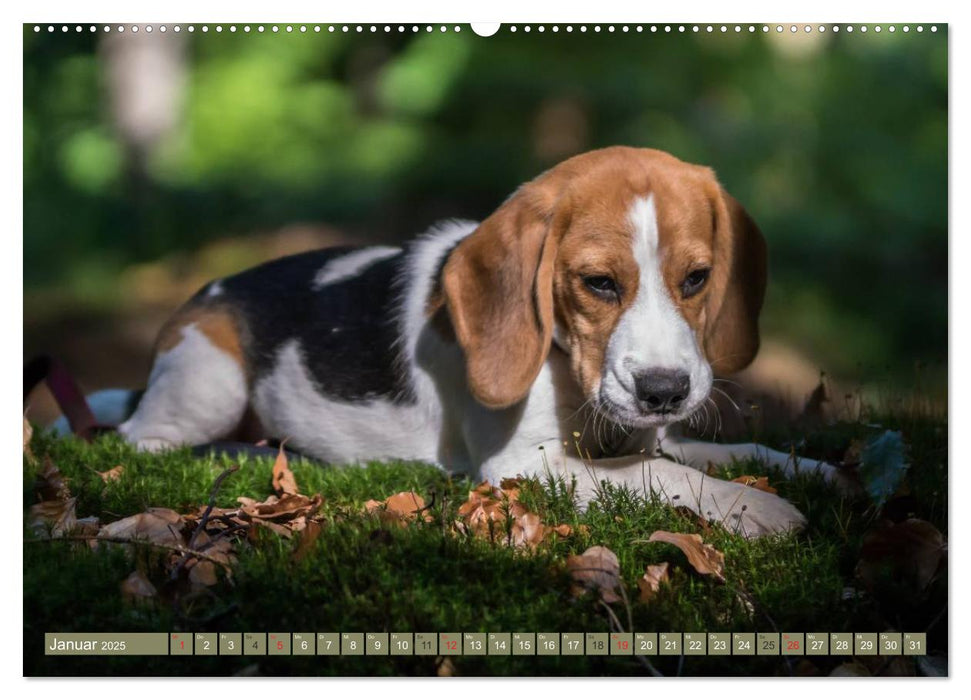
705,482,807,539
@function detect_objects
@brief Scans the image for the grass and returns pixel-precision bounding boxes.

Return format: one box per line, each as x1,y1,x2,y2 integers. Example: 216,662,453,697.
23,406,947,677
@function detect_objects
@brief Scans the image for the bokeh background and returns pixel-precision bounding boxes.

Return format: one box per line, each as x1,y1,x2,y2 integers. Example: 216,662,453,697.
23,24,948,426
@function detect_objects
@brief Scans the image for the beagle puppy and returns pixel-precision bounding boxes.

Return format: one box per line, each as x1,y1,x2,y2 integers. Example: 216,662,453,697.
117,146,836,537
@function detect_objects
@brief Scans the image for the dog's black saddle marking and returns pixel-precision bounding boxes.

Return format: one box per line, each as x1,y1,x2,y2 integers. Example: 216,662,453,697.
206,246,414,403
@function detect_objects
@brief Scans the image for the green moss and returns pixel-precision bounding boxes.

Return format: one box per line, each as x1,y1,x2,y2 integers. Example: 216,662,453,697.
24,411,946,676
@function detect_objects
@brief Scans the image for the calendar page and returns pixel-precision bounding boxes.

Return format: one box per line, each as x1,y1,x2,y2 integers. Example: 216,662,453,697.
22,15,948,679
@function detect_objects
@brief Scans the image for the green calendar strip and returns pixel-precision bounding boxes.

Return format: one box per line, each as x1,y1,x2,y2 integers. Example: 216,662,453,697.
44,631,928,657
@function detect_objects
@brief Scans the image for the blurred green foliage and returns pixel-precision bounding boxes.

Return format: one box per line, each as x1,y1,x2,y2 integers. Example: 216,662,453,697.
23,25,947,384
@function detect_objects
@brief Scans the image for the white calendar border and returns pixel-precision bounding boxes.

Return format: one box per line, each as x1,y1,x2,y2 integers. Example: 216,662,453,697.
5,0,961,697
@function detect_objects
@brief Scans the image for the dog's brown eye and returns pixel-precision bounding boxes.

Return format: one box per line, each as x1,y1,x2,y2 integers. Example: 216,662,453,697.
583,275,620,300
682,268,710,298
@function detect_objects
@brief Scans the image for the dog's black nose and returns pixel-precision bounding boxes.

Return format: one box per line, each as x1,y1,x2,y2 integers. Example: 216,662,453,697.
633,369,690,413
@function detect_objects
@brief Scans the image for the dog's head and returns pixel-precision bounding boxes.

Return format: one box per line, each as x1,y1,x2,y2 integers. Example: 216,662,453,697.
442,146,766,429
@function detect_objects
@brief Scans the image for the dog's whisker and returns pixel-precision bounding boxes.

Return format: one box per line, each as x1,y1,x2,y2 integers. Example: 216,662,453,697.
711,385,743,419
707,396,723,437
712,377,743,390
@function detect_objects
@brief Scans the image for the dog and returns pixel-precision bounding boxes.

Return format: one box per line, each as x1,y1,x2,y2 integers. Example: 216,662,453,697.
110,146,837,537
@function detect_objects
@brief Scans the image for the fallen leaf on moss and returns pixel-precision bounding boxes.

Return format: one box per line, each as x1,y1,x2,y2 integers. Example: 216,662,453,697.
731,475,777,494
499,477,523,501
567,545,622,603
121,570,157,602
437,657,457,677
365,491,431,527
178,533,236,587
249,520,294,539
99,508,184,546
456,482,537,546
188,561,218,587
271,441,298,496
28,459,78,536
95,465,125,483
453,479,576,549
184,504,247,531
239,493,323,523
637,562,670,603
646,531,725,582
508,511,547,548
28,497,78,537
292,520,324,562
35,458,70,502
75,516,101,536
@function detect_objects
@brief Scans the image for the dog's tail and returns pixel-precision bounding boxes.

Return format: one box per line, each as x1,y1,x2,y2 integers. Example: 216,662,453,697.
47,389,143,436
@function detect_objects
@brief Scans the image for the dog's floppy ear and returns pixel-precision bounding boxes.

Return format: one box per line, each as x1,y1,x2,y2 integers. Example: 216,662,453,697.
442,184,561,409
704,186,767,375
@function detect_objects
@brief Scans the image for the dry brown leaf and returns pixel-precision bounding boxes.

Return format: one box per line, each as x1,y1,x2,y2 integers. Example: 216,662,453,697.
28,497,78,537
499,477,523,502
98,508,185,546
271,441,298,496
453,481,572,549
189,532,235,565
436,657,457,677
647,531,725,582
366,491,431,526
472,480,495,497
249,520,294,539
75,516,101,536
96,465,125,483
188,560,219,587
182,535,236,587
384,491,430,520
509,512,547,549
183,504,244,531
566,545,622,603
120,570,158,601
731,475,778,495
292,520,324,562
29,459,79,537
637,562,670,603
35,458,70,502
239,493,323,522
856,518,946,592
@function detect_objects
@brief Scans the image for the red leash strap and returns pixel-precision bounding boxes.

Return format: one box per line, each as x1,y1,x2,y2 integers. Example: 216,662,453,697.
24,355,113,441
